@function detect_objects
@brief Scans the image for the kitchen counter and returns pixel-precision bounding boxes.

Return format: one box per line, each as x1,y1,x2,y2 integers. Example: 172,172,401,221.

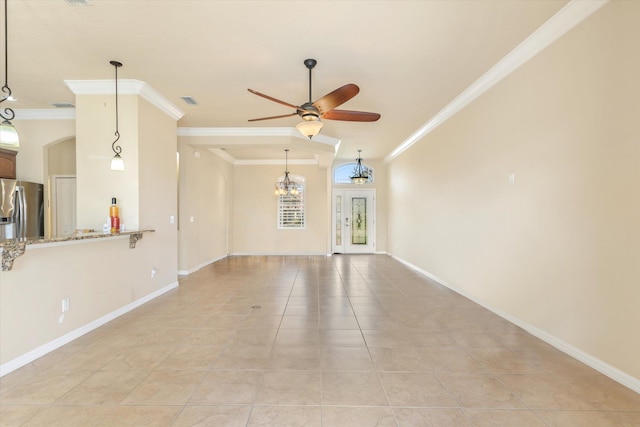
0,229,155,271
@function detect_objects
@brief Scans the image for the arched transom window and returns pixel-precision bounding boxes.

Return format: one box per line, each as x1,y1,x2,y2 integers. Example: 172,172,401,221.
333,163,374,184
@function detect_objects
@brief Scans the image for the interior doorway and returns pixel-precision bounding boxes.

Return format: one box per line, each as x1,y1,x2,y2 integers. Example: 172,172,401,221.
332,189,375,254
50,175,77,235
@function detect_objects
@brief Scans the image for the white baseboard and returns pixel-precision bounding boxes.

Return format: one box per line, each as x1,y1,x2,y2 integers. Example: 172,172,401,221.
390,254,640,394
0,281,179,377
177,254,228,276
229,252,329,256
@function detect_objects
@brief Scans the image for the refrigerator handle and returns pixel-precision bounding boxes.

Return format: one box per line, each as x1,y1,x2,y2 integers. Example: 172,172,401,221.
15,186,26,238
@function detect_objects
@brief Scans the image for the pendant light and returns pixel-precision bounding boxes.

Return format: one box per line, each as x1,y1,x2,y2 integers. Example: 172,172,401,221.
109,60,124,171
350,150,369,184
274,149,299,196
0,0,19,148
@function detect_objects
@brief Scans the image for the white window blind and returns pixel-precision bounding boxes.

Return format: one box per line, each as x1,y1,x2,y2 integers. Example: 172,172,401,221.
278,177,305,229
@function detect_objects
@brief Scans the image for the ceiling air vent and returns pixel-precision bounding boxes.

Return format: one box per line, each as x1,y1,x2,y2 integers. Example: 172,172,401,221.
181,96,197,105
51,103,75,108
65,0,92,6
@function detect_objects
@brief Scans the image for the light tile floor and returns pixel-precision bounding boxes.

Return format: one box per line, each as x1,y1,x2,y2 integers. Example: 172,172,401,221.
1,255,639,426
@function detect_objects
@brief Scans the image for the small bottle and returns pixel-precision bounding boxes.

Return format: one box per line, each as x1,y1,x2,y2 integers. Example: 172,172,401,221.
110,197,120,233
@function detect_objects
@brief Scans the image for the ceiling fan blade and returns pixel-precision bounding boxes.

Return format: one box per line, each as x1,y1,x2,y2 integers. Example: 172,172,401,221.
248,89,304,112
313,84,360,114
321,109,381,122
248,112,298,122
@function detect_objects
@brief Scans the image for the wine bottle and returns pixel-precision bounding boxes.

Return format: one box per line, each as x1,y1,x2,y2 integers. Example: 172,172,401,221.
110,197,120,233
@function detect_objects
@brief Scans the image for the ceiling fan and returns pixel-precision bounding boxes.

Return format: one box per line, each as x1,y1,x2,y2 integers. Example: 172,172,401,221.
248,59,380,138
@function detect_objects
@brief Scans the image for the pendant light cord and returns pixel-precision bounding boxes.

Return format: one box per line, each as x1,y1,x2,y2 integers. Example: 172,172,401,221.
1,0,15,122
3,0,7,87
111,61,122,155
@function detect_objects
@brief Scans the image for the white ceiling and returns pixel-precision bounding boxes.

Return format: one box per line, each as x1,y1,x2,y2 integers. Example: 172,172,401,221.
5,0,568,163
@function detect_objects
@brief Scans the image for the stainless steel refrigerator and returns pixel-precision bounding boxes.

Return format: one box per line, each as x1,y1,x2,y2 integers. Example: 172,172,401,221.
1,179,45,240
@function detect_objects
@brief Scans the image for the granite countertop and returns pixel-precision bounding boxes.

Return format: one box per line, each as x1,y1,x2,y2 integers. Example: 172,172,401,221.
0,229,155,248
1,229,155,271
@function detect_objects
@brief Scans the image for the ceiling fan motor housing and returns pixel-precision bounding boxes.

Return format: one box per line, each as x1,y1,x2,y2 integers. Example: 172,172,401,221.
300,102,320,120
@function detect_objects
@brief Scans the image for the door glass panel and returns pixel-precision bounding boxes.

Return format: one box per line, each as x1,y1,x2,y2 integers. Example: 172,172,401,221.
351,197,367,245
335,195,342,246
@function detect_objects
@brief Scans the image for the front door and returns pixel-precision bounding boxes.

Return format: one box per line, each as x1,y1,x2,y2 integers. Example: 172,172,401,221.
332,189,375,254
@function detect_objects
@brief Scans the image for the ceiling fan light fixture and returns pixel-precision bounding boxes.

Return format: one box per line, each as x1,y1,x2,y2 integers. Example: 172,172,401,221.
296,120,323,139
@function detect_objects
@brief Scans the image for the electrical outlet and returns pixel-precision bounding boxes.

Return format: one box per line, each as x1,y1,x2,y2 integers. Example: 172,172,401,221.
61,298,70,312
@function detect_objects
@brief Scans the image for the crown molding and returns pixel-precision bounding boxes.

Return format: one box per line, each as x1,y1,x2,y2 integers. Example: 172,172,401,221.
384,0,609,163
177,126,340,147
208,148,236,164
235,158,318,166
64,79,184,120
207,147,320,166
14,109,76,120
178,127,295,137
137,82,184,120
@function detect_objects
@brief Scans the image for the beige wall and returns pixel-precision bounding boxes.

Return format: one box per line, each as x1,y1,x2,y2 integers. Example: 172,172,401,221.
75,94,139,230
1,96,180,371
177,144,233,274
388,1,640,385
12,119,75,184
137,97,179,284
232,163,329,255
0,236,175,366
47,138,76,176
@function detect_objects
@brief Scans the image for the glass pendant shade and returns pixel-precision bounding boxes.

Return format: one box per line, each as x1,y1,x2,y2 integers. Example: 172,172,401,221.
0,120,19,147
296,120,323,139
351,176,368,184
110,153,124,171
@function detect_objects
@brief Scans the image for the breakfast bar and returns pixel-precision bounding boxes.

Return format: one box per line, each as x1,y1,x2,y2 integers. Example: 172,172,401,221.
0,229,154,271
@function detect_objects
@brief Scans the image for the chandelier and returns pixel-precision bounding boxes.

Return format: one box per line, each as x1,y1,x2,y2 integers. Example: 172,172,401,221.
350,150,369,184
274,149,299,196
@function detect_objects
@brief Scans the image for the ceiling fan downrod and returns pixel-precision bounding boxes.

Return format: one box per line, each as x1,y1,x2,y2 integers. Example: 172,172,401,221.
304,58,316,103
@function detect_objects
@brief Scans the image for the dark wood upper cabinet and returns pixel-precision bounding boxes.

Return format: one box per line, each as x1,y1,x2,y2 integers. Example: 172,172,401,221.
0,148,18,179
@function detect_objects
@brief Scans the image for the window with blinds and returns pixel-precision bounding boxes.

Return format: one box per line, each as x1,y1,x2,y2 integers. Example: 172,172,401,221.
277,177,305,229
